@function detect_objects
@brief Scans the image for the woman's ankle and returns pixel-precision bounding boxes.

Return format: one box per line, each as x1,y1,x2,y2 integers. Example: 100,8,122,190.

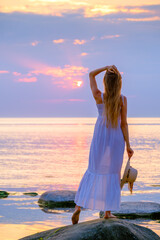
75,205,81,211
105,211,111,214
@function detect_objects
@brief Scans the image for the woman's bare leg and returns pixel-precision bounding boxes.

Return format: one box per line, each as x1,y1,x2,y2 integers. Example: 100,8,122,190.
71,205,81,224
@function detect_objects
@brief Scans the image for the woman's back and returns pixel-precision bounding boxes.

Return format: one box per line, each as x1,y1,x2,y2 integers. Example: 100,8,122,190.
96,93,124,126
88,92,125,175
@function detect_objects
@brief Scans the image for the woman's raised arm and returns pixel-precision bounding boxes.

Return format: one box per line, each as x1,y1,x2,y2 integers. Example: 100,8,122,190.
89,66,109,100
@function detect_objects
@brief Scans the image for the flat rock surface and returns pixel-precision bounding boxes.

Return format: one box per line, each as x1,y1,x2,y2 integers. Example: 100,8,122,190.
99,202,160,219
20,218,160,240
113,201,160,214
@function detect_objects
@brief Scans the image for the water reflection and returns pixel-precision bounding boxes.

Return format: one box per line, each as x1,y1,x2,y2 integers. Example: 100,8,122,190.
0,118,160,239
0,222,60,240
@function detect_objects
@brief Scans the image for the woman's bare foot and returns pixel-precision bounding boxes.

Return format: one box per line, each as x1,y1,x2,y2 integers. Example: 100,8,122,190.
109,213,117,218
71,206,81,225
104,211,117,219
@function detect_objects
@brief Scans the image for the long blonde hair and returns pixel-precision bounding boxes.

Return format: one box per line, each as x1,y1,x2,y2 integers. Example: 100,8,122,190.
102,65,122,128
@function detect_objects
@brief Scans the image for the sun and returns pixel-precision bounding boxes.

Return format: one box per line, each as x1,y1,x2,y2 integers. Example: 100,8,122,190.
76,81,83,87
72,80,83,88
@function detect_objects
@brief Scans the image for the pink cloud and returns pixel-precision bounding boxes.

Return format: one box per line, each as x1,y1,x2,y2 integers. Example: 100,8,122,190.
126,16,160,22
53,39,65,44
31,65,88,79
12,56,88,89
81,52,88,56
31,41,39,46
12,72,21,76
30,64,88,88
73,39,86,45
18,77,37,82
101,35,120,39
91,36,95,41
128,8,151,14
0,70,9,74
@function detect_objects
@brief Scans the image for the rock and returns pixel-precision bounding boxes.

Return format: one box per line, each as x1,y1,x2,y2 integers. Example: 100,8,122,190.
38,191,160,220
19,218,160,240
100,201,160,220
0,191,9,198
38,190,76,208
23,192,38,197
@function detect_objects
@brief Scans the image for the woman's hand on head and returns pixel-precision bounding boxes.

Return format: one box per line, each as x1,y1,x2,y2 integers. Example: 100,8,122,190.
106,65,118,73
127,145,134,159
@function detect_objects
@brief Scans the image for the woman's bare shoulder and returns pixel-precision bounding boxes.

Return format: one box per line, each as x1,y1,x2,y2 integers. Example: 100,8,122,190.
120,94,127,106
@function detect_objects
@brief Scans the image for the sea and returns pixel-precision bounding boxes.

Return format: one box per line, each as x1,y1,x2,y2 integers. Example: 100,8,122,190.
0,118,160,239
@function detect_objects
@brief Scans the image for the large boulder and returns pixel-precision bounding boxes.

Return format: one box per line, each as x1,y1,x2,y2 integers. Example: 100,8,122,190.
20,218,160,240
38,190,76,208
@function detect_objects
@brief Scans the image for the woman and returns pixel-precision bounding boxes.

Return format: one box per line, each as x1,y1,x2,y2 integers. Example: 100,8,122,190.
72,65,134,224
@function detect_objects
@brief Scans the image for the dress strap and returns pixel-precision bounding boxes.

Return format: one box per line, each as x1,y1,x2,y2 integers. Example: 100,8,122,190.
101,92,103,101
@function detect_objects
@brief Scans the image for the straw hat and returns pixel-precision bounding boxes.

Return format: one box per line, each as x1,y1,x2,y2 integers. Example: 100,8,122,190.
120,158,138,193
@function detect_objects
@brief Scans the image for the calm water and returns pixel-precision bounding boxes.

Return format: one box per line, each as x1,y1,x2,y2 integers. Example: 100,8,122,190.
0,118,160,239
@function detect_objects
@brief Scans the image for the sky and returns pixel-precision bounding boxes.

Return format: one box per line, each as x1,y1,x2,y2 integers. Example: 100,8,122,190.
0,0,160,117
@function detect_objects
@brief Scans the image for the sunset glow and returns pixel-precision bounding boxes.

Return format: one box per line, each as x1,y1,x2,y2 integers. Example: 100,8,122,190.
12,64,88,88
0,1,159,22
0,0,159,117
71,80,83,88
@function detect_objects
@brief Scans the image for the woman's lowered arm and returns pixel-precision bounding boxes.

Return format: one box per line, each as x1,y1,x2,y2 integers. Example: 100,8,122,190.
120,96,134,159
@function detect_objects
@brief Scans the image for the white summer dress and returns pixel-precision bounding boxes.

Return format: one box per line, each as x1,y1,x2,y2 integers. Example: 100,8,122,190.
74,92,125,211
